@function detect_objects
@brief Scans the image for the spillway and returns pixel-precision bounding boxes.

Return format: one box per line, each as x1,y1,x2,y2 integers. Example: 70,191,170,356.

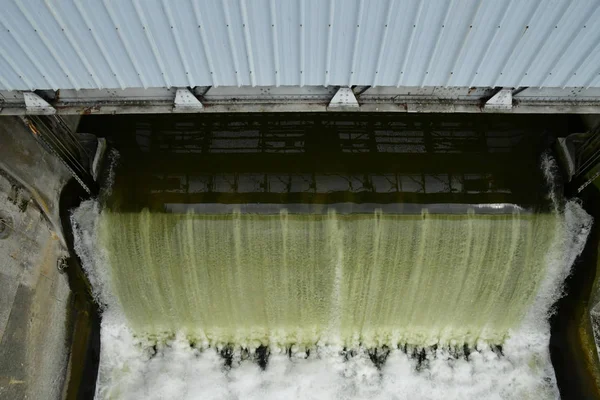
70,114,594,399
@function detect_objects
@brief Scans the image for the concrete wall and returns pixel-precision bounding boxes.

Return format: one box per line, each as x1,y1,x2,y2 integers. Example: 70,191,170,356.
0,117,75,243
0,116,74,399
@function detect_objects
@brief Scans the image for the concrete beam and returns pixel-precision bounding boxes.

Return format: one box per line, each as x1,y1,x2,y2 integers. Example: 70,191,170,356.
173,88,203,112
23,92,56,115
2,86,600,115
328,87,359,110
485,88,513,110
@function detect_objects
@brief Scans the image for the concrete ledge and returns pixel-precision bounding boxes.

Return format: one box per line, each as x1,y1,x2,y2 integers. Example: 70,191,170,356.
3,87,600,115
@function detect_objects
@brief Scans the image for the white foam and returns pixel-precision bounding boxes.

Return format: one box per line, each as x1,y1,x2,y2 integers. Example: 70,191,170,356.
71,149,121,310
515,156,593,340
94,312,559,400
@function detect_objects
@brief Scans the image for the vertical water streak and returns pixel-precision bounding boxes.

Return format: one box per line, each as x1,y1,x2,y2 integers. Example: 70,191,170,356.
98,210,563,347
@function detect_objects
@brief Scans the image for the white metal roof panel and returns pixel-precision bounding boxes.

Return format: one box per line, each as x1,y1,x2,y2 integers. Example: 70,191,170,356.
1,0,600,91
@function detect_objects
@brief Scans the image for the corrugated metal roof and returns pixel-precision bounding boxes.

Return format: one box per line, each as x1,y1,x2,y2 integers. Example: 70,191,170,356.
1,0,599,91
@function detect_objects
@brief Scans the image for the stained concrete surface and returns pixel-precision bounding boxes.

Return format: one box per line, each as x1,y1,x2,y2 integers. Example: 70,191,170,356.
0,116,78,244
0,116,75,399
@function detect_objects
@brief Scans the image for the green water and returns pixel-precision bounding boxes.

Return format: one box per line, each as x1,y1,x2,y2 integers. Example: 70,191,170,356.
100,208,558,347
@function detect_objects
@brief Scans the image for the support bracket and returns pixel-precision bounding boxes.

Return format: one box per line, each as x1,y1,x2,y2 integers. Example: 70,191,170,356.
23,92,56,115
328,87,359,110
173,88,204,112
485,88,513,110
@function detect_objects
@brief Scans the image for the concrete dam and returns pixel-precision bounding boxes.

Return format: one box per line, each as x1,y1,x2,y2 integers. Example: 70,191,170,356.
1,1,600,399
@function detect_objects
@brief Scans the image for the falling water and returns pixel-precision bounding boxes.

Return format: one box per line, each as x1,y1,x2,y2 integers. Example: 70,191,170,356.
99,209,558,348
